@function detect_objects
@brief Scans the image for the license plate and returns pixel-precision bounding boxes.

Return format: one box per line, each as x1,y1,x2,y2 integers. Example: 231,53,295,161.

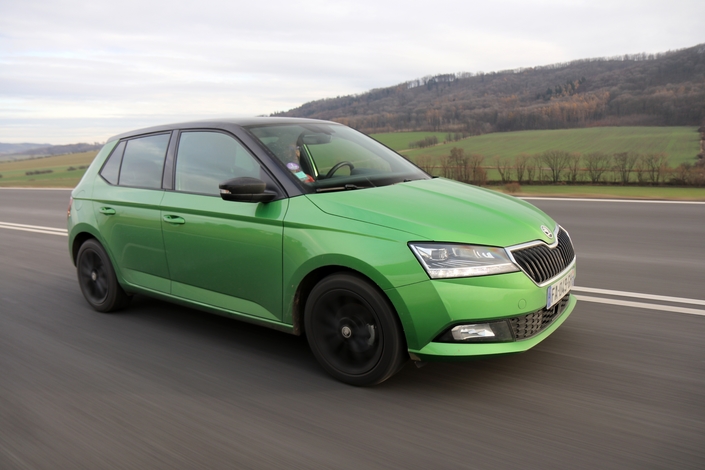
546,268,575,309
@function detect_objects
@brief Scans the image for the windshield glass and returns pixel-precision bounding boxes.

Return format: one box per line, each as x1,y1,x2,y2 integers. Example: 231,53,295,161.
246,122,429,192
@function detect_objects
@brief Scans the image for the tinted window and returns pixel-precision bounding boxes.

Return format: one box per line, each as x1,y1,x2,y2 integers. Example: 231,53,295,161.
175,131,261,195
119,134,170,189
99,141,126,185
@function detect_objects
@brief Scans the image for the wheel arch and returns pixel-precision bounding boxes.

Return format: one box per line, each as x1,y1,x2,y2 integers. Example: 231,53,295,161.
291,265,406,350
70,231,98,266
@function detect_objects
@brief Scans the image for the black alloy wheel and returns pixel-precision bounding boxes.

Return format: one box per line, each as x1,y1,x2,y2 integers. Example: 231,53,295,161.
305,273,407,386
76,239,130,312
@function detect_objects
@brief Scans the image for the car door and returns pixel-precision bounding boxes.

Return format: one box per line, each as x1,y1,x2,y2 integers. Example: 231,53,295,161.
92,132,172,293
160,130,288,322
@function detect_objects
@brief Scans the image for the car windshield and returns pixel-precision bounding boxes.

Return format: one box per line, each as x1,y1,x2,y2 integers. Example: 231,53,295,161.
245,122,430,192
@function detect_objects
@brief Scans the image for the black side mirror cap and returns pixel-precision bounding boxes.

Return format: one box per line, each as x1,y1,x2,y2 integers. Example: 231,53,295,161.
219,177,277,203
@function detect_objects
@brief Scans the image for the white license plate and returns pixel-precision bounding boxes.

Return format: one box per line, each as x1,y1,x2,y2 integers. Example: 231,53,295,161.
546,269,575,309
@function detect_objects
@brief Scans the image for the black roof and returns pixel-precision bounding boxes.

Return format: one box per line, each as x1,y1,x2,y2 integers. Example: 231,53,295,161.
107,117,338,141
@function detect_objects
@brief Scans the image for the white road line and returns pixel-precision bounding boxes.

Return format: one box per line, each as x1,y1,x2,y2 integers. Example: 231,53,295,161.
0,221,68,236
2,218,704,317
572,286,705,306
0,187,73,190
575,295,705,316
520,197,705,205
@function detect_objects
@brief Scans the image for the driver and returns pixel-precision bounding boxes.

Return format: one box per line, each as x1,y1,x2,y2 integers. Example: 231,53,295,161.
285,144,315,183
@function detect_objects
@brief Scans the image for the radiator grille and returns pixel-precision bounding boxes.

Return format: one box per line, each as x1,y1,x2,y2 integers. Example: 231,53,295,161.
510,228,575,284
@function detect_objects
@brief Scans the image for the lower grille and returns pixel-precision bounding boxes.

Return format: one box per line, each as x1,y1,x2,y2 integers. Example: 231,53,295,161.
509,294,570,340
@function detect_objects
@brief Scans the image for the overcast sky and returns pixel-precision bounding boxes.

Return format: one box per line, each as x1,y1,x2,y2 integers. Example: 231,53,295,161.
1,0,703,144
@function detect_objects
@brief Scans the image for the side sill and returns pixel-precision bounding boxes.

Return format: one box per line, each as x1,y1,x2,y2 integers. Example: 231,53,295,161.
123,284,295,335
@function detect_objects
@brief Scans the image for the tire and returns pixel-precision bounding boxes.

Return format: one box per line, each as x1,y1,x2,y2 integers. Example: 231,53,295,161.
76,239,131,313
304,273,407,386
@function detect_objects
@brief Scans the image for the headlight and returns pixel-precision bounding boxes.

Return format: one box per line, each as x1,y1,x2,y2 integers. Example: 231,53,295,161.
409,243,520,279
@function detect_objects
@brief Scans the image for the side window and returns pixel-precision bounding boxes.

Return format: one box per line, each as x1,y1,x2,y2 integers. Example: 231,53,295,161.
175,131,262,195
99,141,126,185
119,134,170,189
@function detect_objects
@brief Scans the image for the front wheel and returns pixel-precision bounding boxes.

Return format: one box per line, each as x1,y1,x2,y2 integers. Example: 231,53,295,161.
76,239,131,312
304,273,407,386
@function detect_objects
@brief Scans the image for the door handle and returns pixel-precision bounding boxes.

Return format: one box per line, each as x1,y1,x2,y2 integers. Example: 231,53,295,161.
99,207,116,215
163,215,186,225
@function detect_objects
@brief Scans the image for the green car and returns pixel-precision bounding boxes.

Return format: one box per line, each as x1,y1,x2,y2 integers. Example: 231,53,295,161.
68,118,577,385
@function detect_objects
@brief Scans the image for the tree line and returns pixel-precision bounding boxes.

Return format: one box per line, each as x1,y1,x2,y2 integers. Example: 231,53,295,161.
415,148,705,187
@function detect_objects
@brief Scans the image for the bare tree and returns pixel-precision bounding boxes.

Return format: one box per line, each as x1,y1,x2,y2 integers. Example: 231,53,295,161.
514,153,531,184
634,155,647,184
439,156,454,179
468,154,485,185
449,147,470,183
613,152,639,184
493,155,513,183
566,153,582,183
526,155,540,184
416,155,436,175
584,152,611,183
642,153,670,183
540,150,571,183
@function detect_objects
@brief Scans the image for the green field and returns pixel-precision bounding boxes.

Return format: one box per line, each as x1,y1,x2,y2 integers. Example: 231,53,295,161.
1,128,703,199
491,184,705,200
371,132,451,151
372,127,701,166
0,151,98,187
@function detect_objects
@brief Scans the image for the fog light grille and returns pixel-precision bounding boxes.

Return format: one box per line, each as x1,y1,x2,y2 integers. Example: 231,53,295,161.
510,294,570,340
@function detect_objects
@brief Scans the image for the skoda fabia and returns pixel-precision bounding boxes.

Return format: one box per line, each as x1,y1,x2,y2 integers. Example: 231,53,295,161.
68,118,577,385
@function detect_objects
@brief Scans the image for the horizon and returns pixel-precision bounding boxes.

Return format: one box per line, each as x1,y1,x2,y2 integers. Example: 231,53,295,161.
1,0,703,144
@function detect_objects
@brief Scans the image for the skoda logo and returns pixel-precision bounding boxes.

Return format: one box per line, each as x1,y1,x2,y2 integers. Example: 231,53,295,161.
541,225,554,239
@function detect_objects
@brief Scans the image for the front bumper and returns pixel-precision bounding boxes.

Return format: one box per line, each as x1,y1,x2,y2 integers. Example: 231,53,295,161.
385,269,577,361
408,294,576,361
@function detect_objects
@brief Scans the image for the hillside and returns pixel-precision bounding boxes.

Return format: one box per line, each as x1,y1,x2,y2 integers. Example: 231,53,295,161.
0,142,50,156
0,142,103,162
275,44,705,135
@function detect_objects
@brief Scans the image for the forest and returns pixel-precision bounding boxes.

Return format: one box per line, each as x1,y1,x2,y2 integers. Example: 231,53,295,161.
274,44,705,136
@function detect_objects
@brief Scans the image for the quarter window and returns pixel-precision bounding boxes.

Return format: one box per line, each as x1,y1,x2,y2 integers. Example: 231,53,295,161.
118,133,171,189
99,141,126,185
175,131,262,195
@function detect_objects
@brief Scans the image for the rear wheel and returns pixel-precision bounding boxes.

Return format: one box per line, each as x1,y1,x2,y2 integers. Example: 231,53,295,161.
304,273,407,386
76,239,131,312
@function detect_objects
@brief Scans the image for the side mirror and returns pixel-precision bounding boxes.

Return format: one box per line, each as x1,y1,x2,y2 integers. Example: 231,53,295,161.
219,177,277,203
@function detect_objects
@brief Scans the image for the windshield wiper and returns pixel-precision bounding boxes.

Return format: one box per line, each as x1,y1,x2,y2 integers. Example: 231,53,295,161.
315,184,365,193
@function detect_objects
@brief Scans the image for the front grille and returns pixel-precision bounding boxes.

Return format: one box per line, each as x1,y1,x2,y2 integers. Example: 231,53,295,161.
510,228,575,284
509,294,570,340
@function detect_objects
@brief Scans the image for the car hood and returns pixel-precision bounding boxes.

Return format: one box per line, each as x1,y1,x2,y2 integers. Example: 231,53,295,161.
305,178,557,247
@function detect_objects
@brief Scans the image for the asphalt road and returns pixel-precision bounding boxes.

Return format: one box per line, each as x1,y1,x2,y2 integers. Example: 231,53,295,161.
1,189,704,469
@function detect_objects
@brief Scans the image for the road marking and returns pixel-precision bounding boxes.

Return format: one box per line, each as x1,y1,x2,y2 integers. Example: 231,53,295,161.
0,221,68,236
572,286,705,306
0,187,72,190
2,218,704,316
575,295,705,316
521,197,705,205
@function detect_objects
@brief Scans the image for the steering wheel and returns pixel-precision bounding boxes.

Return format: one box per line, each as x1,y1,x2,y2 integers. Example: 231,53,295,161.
325,161,355,179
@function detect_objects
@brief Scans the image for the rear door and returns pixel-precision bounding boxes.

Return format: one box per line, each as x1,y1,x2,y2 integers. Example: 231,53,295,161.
160,130,288,322
92,132,172,293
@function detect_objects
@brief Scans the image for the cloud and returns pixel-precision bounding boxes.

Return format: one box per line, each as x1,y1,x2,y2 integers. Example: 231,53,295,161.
1,0,703,143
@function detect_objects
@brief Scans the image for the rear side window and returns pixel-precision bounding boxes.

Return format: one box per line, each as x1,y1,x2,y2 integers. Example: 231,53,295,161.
99,141,126,185
174,131,262,195
118,133,171,189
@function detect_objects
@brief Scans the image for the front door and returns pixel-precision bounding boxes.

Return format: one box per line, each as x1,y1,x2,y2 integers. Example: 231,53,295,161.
160,130,287,322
